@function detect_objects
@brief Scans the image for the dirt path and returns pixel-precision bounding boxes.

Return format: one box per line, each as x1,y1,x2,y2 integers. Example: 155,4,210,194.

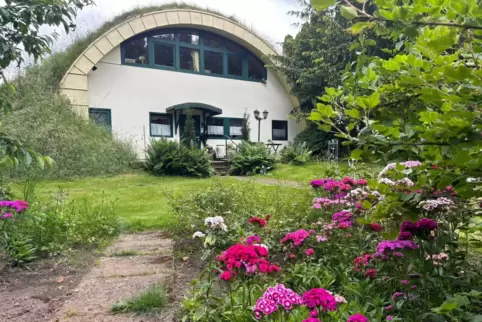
1,231,186,322
54,231,177,322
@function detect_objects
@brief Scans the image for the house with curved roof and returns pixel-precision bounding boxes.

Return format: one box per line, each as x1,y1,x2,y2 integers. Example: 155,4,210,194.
60,7,303,157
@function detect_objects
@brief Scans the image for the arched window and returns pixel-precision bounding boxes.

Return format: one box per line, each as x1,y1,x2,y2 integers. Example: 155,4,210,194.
121,28,267,82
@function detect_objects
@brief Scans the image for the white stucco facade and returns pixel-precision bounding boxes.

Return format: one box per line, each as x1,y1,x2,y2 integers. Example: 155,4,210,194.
60,9,304,158
88,46,303,156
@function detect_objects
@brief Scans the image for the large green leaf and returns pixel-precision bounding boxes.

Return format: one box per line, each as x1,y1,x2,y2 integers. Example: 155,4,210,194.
340,5,358,20
311,0,337,10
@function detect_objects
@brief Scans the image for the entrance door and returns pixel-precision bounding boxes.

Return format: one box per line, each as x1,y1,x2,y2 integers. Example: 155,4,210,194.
179,114,201,148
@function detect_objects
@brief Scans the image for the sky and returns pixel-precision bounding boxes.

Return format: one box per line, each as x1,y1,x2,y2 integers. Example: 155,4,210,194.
56,0,302,52
2,0,303,79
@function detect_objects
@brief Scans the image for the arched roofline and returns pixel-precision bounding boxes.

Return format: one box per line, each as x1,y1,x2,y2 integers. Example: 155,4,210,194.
60,8,299,115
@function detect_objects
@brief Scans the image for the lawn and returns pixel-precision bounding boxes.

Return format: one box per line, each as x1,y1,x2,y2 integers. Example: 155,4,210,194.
264,162,380,182
14,173,214,231
14,172,311,231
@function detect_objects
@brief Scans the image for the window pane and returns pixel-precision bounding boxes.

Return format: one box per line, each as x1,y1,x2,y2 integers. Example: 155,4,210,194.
227,54,243,76
272,121,288,140
150,114,172,137
89,109,111,128
204,51,223,75
207,118,224,136
154,43,174,67
204,33,224,48
225,40,244,53
248,54,266,81
124,37,149,64
179,31,200,45
152,32,175,41
180,47,200,72
229,119,243,138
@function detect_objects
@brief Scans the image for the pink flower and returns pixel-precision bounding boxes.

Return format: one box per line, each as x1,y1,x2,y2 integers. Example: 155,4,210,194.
246,235,261,245
220,271,235,281
1,212,13,219
386,316,393,321
305,248,315,256
391,292,404,300
249,217,267,227
384,305,393,311
302,288,337,311
401,280,408,285
289,253,296,259
313,203,321,209
347,313,369,322
281,229,311,246
365,268,377,279
303,318,321,322
316,235,328,242
369,223,383,232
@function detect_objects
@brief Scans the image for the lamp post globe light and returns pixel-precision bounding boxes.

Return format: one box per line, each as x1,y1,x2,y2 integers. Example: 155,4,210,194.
253,109,269,142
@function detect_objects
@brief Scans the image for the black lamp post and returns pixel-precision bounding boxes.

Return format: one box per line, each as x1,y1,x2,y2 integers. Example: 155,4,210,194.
253,109,269,142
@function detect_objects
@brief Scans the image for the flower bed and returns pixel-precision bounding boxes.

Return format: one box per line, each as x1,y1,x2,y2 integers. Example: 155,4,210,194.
180,162,482,321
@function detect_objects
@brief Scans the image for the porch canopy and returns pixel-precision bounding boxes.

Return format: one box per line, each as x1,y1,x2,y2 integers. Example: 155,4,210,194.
166,102,223,133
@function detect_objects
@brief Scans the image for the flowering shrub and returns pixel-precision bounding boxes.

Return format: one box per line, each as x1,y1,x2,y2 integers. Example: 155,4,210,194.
180,162,482,322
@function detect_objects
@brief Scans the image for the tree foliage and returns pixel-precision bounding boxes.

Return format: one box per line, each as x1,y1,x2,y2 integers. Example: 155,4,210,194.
273,6,356,106
0,0,94,170
182,110,197,148
241,110,251,142
310,0,482,198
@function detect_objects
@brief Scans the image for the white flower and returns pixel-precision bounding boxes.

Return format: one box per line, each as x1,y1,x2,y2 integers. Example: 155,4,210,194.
419,197,454,211
379,178,396,186
192,231,206,239
204,216,228,231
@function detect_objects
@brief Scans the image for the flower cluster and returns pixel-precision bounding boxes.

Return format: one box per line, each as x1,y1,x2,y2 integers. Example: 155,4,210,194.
302,288,337,311
192,231,206,239
245,235,261,245
368,222,383,232
353,254,374,272
419,197,454,211
375,240,419,259
347,313,369,322
281,229,311,246
253,284,303,319
0,200,29,219
204,216,227,231
379,177,415,187
378,161,422,178
426,252,448,266
313,197,350,208
216,243,279,280
398,218,438,239
248,216,268,227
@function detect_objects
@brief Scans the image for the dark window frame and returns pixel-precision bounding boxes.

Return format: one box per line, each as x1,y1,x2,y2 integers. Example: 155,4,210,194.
89,108,112,130
206,117,244,139
121,28,267,83
272,120,288,141
149,112,174,138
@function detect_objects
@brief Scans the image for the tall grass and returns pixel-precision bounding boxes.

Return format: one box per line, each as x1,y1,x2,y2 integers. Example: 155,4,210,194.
2,67,137,180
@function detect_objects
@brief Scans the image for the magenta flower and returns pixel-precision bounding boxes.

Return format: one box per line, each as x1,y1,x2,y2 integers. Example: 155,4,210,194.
305,248,315,256
401,280,408,285
347,313,369,322
1,212,13,219
392,292,404,300
281,229,311,246
303,318,322,322
246,235,261,245
386,316,393,321
302,288,337,311
375,240,419,259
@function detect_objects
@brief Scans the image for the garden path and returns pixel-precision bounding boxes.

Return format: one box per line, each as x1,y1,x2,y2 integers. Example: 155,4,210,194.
53,231,179,322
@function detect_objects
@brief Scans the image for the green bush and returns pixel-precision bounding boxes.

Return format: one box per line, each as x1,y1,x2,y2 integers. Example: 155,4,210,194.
2,67,137,180
145,139,213,177
229,142,276,175
280,142,313,165
1,196,121,263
